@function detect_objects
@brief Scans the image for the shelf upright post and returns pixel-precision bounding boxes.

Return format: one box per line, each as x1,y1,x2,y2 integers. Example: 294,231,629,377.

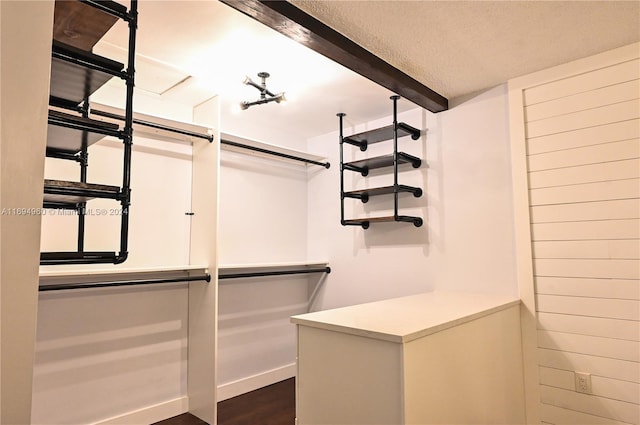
338,113,346,226
391,95,400,221
116,0,137,264
78,98,90,252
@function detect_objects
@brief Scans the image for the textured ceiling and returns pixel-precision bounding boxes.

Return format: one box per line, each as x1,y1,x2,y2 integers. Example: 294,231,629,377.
96,1,639,139
292,0,640,100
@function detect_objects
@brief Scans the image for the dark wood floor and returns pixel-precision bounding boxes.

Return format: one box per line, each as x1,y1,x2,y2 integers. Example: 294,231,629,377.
153,378,295,425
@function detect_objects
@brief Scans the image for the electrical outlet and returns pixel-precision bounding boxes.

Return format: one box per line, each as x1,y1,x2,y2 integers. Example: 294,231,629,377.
575,372,592,394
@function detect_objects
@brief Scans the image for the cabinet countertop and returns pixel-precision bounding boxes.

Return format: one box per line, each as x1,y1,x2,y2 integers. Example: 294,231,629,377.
291,291,520,343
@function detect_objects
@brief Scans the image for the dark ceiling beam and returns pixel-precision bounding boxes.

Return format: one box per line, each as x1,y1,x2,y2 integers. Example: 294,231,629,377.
219,0,448,113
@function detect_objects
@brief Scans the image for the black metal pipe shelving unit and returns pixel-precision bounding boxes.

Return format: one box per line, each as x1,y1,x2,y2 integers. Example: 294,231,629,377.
41,0,138,265
339,96,423,229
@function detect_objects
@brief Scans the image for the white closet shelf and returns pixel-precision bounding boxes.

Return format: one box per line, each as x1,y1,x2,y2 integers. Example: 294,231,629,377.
221,132,329,168
90,101,214,144
218,261,330,280
39,265,210,291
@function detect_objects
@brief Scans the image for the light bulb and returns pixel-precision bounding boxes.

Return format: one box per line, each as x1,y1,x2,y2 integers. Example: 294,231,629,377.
275,93,287,105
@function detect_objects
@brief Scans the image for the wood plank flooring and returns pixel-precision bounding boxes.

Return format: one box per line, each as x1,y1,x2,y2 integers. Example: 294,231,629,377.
153,378,295,425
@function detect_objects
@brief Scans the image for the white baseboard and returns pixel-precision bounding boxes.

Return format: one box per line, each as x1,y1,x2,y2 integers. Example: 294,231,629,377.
93,397,188,425
92,365,296,424
217,363,296,401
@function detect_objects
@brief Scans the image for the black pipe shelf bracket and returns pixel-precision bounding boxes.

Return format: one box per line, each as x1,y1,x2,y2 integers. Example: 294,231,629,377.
339,96,424,229
42,0,138,265
221,134,330,169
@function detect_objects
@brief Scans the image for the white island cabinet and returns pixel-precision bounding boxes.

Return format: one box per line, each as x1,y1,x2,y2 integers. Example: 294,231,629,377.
291,291,525,425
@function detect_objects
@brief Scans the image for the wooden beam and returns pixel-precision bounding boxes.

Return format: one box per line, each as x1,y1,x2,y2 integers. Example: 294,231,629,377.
219,0,448,113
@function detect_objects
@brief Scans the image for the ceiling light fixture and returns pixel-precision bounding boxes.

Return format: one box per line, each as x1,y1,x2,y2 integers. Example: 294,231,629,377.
240,72,286,110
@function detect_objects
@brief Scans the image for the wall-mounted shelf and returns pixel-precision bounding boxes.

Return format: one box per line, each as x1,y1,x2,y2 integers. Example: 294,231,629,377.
344,185,422,203
342,215,423,229
339,96,424,229
43,179,121,206
343,152,421,176
52,0,127,50
343,122,421,151
91,102,214,143
219,261,330,280
42,0,137,265
221,132,330,168
39,265,210,291
50,41,124,105
47,110,120,153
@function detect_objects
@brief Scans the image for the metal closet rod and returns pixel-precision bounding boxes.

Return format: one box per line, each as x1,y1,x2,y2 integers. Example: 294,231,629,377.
39,273,211,292
90,108,214,143
221,139,331,169
219,266,331,280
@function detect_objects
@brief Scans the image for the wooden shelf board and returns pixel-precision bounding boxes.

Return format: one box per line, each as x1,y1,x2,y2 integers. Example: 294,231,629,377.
53,0,125,50
47,110,119,153
345,185,421,198
50,41,123,105
43,179,120,204
344,122,420,146
343,215,422,226
344,152,421,171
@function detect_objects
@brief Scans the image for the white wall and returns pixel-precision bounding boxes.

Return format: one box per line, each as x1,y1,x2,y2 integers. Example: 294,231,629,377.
32,285,189,424
215,86,519,398
0,1,54,423
306,86,517,311
216,118,312,399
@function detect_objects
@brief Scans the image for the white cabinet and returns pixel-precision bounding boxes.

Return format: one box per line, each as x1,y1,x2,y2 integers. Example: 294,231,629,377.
292,292,526,424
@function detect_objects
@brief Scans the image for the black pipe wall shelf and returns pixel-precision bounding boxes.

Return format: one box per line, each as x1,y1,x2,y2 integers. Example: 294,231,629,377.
344,152,421,177
343,122,420,151
47,110,121,153
50,41,124,105
41,0,138,265
339,96,424,229
344,185,422,204
43,180,121,205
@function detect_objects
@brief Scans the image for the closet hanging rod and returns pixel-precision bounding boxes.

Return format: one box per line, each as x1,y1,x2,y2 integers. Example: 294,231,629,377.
221,139,330,168
219,266,331,280
90,109,214,142
39,273,211,292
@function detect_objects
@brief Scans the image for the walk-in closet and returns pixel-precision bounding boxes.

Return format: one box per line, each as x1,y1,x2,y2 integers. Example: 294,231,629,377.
31,1,442,422
2,1,638,424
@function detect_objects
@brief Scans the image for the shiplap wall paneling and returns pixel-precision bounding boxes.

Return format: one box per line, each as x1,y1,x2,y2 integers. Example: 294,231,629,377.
532,240,640,260
531,199,640,223
523,59,640,105
527,119,640,155
536,277,639,300
537,312,640,341
538,348,639,384
522,52,640,424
